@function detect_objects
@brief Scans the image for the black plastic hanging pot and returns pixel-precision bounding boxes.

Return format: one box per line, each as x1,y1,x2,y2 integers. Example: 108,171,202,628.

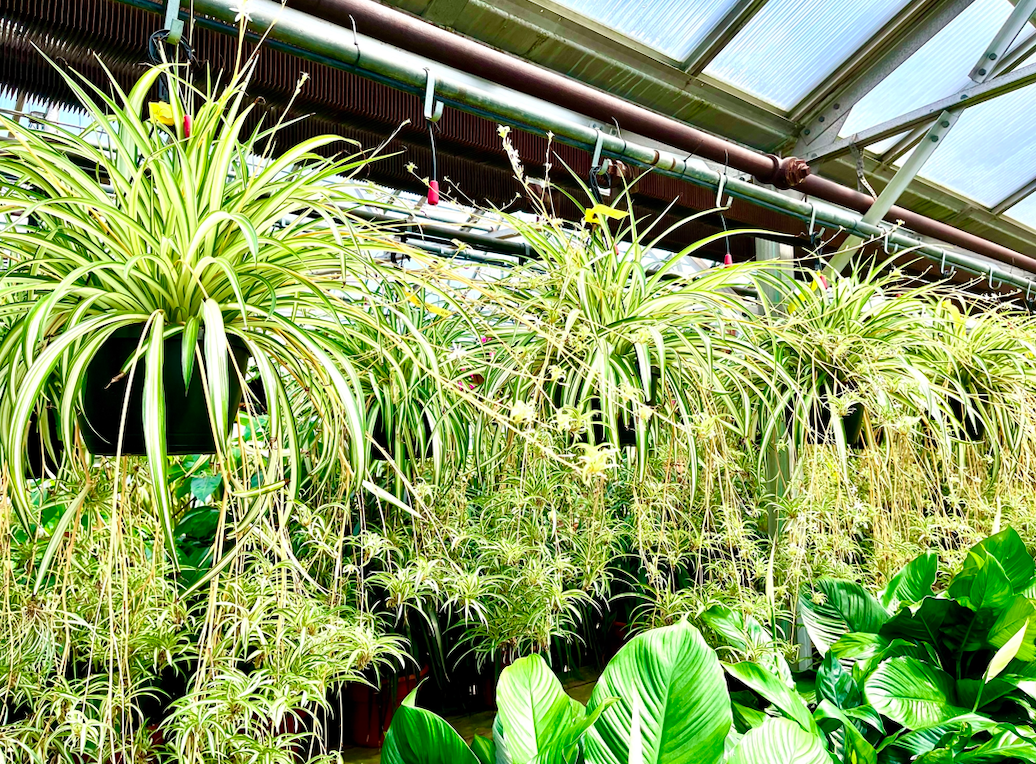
370,407,433,461
947,393,986,441
78,325,250,455
26,406,63,479
789,382,866,448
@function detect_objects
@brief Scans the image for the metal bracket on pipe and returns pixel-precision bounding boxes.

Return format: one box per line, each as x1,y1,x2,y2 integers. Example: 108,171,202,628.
164,0,184,45
423,69,444,123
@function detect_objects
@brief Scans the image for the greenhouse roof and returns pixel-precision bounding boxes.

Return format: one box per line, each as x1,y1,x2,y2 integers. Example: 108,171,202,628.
381,0,1036,257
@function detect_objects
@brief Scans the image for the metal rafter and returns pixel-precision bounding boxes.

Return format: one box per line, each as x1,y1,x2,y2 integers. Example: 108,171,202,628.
794,0,975,152
682,0,770,76
969,0,1036,82
993,176,1036,215
801,60,1036,162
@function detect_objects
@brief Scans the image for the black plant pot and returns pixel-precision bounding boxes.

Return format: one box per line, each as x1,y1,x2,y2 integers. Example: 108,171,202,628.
588,397,638,447
787,386,866,448
948,395,986,441
370,409,433,461
26,407,63,479
78,326,250,455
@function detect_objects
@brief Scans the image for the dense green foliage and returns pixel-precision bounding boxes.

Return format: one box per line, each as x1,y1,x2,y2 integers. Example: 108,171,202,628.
2,53,1036,763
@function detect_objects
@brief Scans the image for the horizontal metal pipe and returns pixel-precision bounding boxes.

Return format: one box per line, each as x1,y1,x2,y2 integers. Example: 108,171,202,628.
113,0,1036,296
282,0,1036,278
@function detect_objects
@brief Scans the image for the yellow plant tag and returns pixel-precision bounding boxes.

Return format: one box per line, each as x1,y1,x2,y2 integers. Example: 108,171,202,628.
147,102,176,126
584,204,629,225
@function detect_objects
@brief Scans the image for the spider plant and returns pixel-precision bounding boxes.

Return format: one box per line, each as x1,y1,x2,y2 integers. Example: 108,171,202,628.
0,60,415,578
472,182,777,485
752,268,942,459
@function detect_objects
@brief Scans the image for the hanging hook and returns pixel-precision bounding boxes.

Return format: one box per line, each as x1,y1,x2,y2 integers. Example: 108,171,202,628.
989,269,1002,291
589,129,612,203
163,0,184,46
716,149,732,208
807,205,817,239
423,68,444,123
1027,280,1034,302
348,15,361,64
939,251,956,279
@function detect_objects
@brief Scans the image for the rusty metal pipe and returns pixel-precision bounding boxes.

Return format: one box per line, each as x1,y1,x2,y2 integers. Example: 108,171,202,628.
286,0,1036,274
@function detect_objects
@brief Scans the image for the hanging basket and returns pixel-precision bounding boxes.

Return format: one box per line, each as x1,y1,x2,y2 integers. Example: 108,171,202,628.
78,325,250,455
26,406,63,479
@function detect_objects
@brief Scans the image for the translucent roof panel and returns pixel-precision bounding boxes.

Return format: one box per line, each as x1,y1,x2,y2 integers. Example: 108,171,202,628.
704,0,912,110
841,0,1018,137
549,0,744,60
1004,190,1036,229
917,83,1036,206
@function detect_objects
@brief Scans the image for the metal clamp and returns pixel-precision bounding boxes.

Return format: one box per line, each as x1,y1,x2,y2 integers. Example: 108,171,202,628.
164,0,184,45
423,69,444,123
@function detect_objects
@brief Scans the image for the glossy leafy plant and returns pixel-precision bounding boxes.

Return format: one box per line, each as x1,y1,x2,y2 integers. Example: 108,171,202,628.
383,619,736,764
720,528,1036,763
0,60,413,580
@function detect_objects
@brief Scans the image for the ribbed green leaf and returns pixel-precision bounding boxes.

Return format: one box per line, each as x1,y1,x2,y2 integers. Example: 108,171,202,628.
585,620,731,764
382,689,479,764
726,662,817,735
726,718,833,764
495,654,585,764
865,657,968,730
801,580,890,655
882,552,938,611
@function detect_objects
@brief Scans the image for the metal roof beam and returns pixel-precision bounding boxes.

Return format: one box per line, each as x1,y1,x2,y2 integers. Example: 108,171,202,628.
969,0,1036,82
682,0,770,76
794,0,975,152
827,112,959,273
992,27,1036,77
802,60,1036,162
993,176,1036,215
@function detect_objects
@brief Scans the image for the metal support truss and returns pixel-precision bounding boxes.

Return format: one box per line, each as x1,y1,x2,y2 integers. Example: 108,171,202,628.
802,60,1036,163
969,0,1036,82
827,112,959,273
794,0,976,152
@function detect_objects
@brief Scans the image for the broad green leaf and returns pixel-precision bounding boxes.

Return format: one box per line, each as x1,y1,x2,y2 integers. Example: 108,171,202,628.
880,597,970,647
725,662,817,735
470,735,495,764
726,717,833,764
801,580,890,655
813,700,877,764
585,620,731,764
382,689,479,764
865,657,968,730
816,652,861,710
895,715,1004,756
495,654,585,764
987,618,1029,681
882,552,938,611
988,596,1036,661
949,553,1013,613
958,528,1035,593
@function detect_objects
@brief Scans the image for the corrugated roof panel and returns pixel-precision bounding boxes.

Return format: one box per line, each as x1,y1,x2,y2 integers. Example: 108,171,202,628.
841,0,1017,136
704,0,912,110
1004,188,1036,229
917,82,1036,206
549,0,744,60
